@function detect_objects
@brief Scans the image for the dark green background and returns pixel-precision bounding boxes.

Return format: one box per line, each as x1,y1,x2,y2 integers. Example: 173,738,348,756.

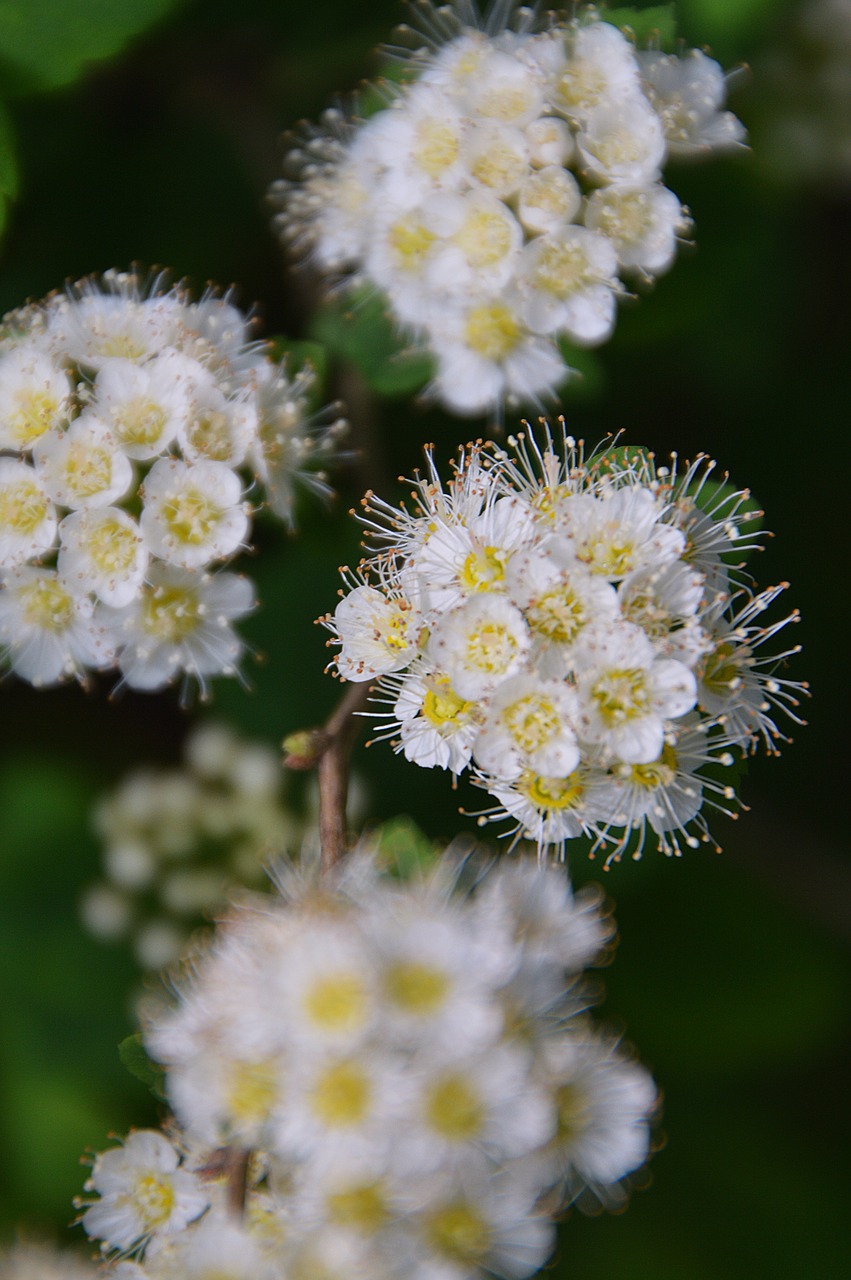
0,1,847,1275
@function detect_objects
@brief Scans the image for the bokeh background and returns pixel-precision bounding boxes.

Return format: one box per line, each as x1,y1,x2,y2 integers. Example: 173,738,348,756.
0,0,848,1275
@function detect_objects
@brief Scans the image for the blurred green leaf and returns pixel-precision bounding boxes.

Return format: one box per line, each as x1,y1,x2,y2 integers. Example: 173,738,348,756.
603,4,678,46
557,339,606,401
118,1033,166,1101
0,100,18,240
0,0,183,95
311,290,434,398
373,816,439,880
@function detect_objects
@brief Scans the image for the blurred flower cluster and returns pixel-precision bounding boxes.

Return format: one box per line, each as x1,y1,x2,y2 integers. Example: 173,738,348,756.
0,1242,100,1280
274,4,744,415
0,270,344,692
78,853,655,1280
326,426,804,860
81,723,300,972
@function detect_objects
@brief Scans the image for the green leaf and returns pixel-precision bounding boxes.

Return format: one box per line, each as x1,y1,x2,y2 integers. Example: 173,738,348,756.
311,290,434,398
603,4,678,47
0,0,183,96
373,817,439,881
118,1033,166,1100
556,339,605,401
0,100,19,239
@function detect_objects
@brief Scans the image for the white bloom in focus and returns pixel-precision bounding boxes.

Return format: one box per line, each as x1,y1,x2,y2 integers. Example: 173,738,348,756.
332,580,423,681
574,620,697,763
58,506,148,607
0,459,57,566
80,1129,209,1251
393,669,479,774
474,673,580,781
429,594,530,700
141,458,248,569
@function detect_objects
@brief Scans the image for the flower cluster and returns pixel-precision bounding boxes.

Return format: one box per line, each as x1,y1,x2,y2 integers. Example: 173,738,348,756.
80,723,301,973
274,4,745,415
324,426,805,861
0,270,345,692
78,854,654,1280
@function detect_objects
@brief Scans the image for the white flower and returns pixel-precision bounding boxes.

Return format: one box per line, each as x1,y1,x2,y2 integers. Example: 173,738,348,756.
544,20,642,124
80,1129,209,1251
0,344,73,449
517,226,620,343
94,354,195,460
331,580,424,681
473,673,580,781
0,458,57,566
637,49,748,156
574,620,697,763
104,563,255,692
428,594,530,700
140,458,248,569
392,668,479,774
33,416,134,510
576,96,667,186
516,165,581,236
0,566,114,685
585,182,688,275
58,506,148,607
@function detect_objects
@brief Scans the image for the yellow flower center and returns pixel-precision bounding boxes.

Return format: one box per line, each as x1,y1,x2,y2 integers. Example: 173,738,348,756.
465,620,519,674
592,667,649,725
133,1174,176,1230
114,397,167,448
421,680,471,729
627,743,678,791
185,410,233,462
555,1081,587,1140
389,219,436,270
521,769,584,811
141,584,202,641
225,1058,280,1129
527,583,585,644
454,210,513,268
414,120,460,176
460,544,505,591
385,961,449,1015
532,239,594,298
302,972,368,1032
0,478,50,537
162,487,223,546
580,532,636,577
10,389,62,445
86,518,139,575
425,1072,484,1141
326,1181,388,1234
426,1202,491,1264
701,642,742,697
63,442,114,499
469,143,525,193
20,577,74,632
310,1060,371,1128
465,303,521,360
501,693,561,754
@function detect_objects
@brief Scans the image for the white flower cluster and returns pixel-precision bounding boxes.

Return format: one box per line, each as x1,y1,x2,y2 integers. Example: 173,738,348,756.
274,4,745,416
79,855,655,1280
0,1242,101,1280
324,427,805,861
0,270,345,692
80,723,300,973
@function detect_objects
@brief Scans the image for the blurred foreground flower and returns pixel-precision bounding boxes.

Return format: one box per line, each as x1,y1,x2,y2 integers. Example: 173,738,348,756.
0,270,345,693
274,2,745,416
0,1241,101,1279
80,723,302,973
325,425,806,861
78,852,655,1278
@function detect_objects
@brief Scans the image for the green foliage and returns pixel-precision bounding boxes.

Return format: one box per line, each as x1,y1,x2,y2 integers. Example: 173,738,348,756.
557,340,606,401
0,102,19,240
603,4,678,47
118,1033,166,1101
311,290,434,398
0,0,183,95
373,816,440,880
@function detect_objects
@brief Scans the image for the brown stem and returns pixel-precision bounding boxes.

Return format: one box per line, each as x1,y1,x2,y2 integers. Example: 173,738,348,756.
317,680,373,875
